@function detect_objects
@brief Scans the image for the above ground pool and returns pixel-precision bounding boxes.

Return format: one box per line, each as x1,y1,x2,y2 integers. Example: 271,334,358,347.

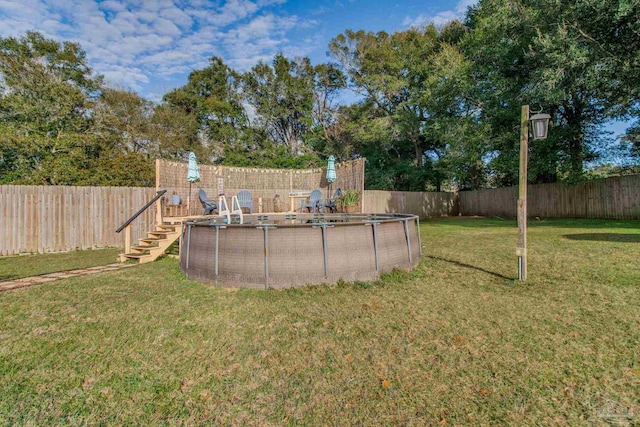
179,213,421,289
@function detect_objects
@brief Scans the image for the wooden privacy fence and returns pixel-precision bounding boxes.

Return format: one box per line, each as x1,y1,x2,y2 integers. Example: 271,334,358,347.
363,190,459,218
0,185,156,256
459,174,640,219
362,175,640,220
1,175,637,256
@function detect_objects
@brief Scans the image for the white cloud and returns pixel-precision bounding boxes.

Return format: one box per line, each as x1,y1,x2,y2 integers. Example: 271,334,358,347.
102,66,150,89
198,0,259,27
403,0,478,28
219,13,316,70
153,18,182,36
100,0,127,12
159,7,193,28
0,0,317,94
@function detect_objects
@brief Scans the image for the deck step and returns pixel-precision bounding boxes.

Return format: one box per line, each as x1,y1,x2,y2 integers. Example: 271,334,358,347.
122,253,149,259
134,242,156,247
156,224,177,230
148,230,176,235
140,237,164,242
132,245,159,251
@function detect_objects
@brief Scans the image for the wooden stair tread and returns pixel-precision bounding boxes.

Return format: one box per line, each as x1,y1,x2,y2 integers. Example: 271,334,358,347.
132,245,159,250
123,253,151,259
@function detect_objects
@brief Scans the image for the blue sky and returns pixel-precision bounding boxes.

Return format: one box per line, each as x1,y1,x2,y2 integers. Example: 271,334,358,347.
0,0,474,101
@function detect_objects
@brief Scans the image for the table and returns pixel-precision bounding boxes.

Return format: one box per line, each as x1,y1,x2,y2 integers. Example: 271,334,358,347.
288,192,310,212
164,204,189,217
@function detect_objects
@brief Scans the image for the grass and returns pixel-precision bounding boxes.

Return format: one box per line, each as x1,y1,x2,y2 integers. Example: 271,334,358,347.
0,248,120,281
0,218,638,425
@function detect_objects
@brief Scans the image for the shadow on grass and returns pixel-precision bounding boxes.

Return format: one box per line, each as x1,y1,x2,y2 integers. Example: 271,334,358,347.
563,233,640,243
422,217,515,228
426,255,514,281
0,275,17,281
423,217,640,230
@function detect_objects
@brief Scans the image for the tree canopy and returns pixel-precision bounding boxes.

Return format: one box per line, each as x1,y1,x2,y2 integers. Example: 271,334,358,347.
1,1,638,188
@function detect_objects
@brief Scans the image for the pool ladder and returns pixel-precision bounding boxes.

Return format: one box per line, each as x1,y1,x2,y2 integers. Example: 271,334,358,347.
217,195,244,224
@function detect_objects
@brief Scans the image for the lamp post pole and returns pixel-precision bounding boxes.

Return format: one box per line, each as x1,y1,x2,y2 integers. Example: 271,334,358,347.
517,105,529,281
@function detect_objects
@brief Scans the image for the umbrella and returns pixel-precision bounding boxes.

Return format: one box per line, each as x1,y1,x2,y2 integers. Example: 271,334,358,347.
326,155,336,198
187,152,200,215
187,152,200,182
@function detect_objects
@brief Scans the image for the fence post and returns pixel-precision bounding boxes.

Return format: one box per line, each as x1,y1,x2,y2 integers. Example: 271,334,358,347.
155,159,162,226
124,224,132,255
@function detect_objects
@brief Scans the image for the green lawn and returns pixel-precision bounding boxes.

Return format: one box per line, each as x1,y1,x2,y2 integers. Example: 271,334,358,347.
0,248,120,281
0,219,638,425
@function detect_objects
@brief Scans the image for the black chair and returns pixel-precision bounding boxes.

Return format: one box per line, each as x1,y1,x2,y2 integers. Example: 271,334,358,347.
198,189,217,215
321,188,342,213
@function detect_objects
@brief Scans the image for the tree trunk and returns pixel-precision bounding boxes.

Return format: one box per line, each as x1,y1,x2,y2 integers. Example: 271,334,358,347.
569,133,584,178
563,101,585,179
414,140,422,165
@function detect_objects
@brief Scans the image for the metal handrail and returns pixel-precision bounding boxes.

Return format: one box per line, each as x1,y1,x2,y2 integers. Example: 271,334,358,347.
116,190,166,233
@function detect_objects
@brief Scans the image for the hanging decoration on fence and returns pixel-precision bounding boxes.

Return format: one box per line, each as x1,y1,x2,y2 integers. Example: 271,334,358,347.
187,152,200,216
216,175,224,196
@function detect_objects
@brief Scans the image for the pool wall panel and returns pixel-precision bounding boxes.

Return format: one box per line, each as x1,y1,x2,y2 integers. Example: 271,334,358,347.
326,224,377,284
268,227,326,289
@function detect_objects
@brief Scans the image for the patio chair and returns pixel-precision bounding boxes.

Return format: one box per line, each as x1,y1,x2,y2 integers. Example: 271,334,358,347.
321,187,342,213
198,189,217,215
236,190,253,213
300,189,322,213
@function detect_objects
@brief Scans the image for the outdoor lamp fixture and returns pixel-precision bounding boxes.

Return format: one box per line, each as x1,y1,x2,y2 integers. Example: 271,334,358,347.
529,112,551,140
517,105,551,281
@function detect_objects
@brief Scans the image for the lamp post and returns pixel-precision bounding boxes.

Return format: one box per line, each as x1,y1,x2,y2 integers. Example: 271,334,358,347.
517,106,550,281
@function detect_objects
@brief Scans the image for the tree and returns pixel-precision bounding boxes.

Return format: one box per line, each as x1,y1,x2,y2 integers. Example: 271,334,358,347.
92,88,156,153
306,62,347,155
0,31,103,184
534,0,640,164
463,0,639,184
329,26,488,190
545,1,639,116
89,88,166,186
625,128,639,159
163,56,247,163
150,104,201,162
243,54,315,156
